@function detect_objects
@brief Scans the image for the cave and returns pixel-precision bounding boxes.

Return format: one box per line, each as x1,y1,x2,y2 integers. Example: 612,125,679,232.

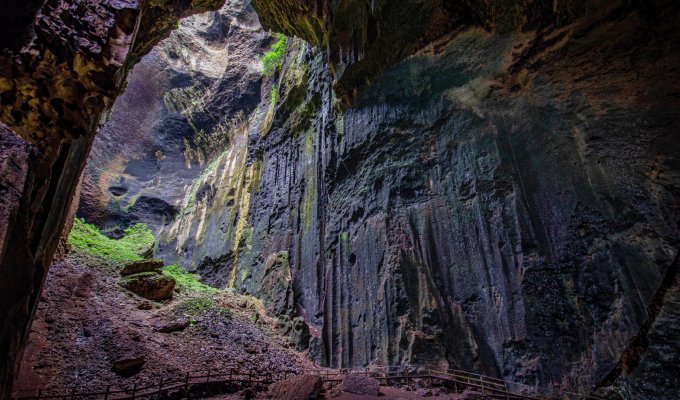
1,0,679,399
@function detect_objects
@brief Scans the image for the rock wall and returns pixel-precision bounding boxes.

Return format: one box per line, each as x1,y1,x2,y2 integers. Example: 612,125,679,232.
156,1,680,398
78,0,271,236
2,0,679,398
0,0,226,396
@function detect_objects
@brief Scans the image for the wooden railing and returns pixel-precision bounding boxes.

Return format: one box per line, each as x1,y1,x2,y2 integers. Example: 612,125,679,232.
304,365,603,400
13,364,603,400
12,367,297,400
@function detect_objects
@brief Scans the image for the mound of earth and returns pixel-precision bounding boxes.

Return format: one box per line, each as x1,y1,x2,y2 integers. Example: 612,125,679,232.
15,251,307,392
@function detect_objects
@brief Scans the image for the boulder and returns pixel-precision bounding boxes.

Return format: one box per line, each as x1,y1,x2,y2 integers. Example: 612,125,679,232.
241,387,256,399
121,259,164,276
120,272,175,301
112,356,144,376
156,319,190,333
339,373,380,396
267,374,322,400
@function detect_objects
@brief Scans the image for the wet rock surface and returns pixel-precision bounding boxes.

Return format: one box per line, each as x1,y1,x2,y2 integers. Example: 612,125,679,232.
152,3,680,399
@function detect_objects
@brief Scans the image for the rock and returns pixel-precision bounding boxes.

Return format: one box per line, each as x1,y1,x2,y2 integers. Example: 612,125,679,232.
267,374,322,400
120,259,164,276
411,378,426,389
119,272,175,301
138,301,153,310
259,251,292,316
0,127,32,267
275,315,311,351
156,319,189,333
460,389,485,399
418,388,447,397
241,387,257,399
138,244,155,260
0,0,253,397
339,373,380,396
111,356,144,376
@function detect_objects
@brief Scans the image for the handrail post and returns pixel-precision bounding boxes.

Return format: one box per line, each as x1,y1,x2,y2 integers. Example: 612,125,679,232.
36,389,42,400
104,385,110,400
185,372,190,390
158,378,164,396
131,383,137,400
206,369,211,383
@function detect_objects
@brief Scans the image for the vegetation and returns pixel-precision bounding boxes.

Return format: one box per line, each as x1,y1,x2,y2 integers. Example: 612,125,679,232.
270,86,278,107
162,264,218,293
181,296,215,316
261,33,288,76
68,218,154,262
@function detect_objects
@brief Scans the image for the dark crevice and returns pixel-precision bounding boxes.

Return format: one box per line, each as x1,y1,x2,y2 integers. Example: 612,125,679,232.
597,249,680,387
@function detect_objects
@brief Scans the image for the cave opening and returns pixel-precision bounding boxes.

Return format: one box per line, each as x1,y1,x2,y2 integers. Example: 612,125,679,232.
1,0,680,399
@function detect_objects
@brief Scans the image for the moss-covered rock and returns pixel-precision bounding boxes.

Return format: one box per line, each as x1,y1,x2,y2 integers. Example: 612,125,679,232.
120,272,176,301
120,259,164,276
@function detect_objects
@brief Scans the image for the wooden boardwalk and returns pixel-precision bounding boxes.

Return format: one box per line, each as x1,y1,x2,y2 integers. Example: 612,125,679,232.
13,365,602,400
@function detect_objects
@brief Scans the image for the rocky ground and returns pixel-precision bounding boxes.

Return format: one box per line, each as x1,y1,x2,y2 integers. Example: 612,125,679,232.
14,249,308,395
15,247,490,399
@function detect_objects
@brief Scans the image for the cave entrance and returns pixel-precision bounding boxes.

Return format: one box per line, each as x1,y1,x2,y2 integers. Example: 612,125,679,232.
14,1,304,392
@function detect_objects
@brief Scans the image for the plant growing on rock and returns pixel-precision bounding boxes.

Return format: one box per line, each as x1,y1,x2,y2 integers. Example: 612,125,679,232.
162,264,217,293
180,296,216,316
261,33,288,76
68,218,154,262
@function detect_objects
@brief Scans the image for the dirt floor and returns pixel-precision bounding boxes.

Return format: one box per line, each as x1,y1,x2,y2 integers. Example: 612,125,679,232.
15,250,481,399
15,250,310,395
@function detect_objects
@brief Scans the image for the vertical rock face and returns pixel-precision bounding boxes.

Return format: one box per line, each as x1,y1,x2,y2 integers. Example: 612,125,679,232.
2,0,679,399
152,1,680,398
0,126,36,273
78,0,271,235
0,0,226,396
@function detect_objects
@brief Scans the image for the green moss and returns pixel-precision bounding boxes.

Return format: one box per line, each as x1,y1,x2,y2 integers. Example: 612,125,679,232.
121,271,158,281
68,218,154,262
340,231,349,246
270,86,278,107
180,152,225,214
180,296,215,316
301,177,316,231
303,129,314,157
162,264,217,293
261,33,288,76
